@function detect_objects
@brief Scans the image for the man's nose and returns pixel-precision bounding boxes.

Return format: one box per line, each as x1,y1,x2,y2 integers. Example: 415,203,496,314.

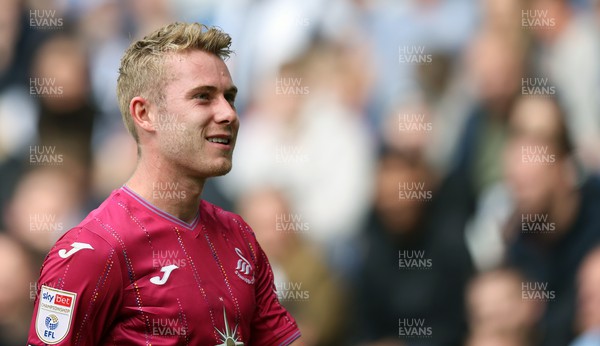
214,96,237,125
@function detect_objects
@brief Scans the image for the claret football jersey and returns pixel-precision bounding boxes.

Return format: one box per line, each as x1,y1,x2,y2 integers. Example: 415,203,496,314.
27,186,301,345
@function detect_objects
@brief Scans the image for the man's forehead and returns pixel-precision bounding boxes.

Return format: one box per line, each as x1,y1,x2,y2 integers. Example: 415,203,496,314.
164,50,232,83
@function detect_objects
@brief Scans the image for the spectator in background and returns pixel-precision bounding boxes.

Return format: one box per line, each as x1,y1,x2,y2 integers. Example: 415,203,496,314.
238,187,346,346
352,146,473,346
423,0,522,175
0,0,47,229
90,130,137,202
212,0,326,112
452,29,527,271
221,42,376,275
0,85,36,229
31,33,96,169
453,28,525,202
571,247,600,345
480,0,523,40
504,95,600,346
0,234,36,346
527,0,600,171
0,0,47,90
381,99,433,156
3,167,86,264
354,0,477,130
0,0,23,88
76,0,131,146
466,269,541,346
126,0,176,40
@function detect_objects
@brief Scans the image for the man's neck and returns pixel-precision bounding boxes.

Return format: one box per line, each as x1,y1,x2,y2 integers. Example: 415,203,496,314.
125,155,205,224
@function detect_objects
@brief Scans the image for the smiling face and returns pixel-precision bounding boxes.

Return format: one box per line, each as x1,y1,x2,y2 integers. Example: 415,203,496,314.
150,49,239,178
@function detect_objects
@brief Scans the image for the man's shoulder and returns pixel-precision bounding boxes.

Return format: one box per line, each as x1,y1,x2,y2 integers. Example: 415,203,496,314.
62,189,132,249
200,199,256,237
201,199,239,223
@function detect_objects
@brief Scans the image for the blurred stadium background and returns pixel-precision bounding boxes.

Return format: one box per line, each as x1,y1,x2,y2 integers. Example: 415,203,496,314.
1,0,600,345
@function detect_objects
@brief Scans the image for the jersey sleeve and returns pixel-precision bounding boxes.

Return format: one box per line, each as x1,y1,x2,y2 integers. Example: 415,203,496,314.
27,226,123,345
247,231,301,346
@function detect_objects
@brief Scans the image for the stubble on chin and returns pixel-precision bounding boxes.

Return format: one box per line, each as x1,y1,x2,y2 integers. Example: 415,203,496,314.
160,126,235,177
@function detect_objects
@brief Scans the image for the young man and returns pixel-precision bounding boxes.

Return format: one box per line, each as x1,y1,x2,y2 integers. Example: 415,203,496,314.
27,22,303,345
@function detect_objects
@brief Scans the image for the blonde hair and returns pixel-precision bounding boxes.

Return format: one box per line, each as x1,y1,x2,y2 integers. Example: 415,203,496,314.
116,22,233,142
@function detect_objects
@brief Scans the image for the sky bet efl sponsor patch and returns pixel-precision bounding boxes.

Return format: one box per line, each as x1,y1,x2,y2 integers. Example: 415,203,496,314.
35,285,77,344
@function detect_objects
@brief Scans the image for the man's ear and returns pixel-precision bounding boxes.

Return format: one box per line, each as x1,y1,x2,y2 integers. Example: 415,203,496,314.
130,96,156,134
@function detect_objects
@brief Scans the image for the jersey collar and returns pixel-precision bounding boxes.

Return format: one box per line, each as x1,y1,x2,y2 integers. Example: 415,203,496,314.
121,185,201,231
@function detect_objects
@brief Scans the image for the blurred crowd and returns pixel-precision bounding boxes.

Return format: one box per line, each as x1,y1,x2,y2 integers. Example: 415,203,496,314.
1,0,600,345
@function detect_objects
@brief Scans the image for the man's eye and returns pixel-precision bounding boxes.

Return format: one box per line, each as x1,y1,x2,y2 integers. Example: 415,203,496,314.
196,93,210,100
226,95,236,106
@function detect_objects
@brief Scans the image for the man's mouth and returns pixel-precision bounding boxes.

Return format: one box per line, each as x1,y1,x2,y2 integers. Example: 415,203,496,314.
207,138,230,144
206,135,232,145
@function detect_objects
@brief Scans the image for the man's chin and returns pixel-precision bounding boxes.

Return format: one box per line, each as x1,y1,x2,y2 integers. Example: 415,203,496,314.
202,161,233,178
210,166,232,177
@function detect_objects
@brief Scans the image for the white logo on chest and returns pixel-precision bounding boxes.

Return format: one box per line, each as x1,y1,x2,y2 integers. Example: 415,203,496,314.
150,264,179,285
58,242,94,259
234,248,254,284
